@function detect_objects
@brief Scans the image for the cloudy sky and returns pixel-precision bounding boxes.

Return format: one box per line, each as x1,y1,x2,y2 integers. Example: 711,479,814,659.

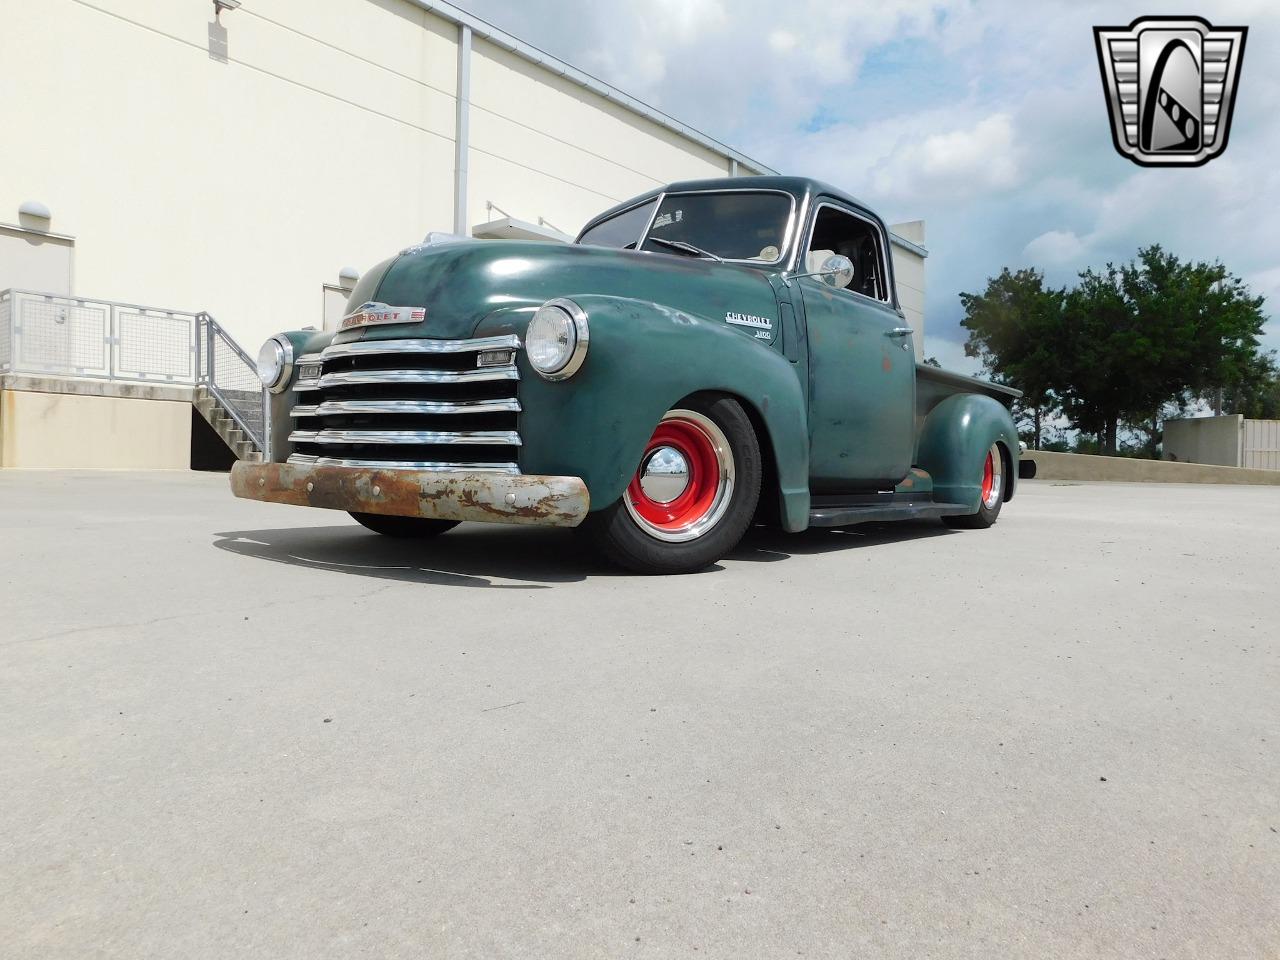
453,0,1276,372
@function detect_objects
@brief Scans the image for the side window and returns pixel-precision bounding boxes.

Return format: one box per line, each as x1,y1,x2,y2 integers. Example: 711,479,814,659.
806,205,889,301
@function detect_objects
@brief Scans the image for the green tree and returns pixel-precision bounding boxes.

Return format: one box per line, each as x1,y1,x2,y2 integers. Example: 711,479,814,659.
959,268,1064,449
1220,350,1280,419
1061,246,1269,454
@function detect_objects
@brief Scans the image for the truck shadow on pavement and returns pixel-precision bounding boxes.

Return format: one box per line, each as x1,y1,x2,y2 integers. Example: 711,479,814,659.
730,520,955,562
212,519,955,587
212,524,595,588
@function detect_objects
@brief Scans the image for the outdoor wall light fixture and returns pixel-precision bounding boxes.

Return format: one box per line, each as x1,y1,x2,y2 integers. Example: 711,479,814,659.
18,200,52,221
338,267,361,289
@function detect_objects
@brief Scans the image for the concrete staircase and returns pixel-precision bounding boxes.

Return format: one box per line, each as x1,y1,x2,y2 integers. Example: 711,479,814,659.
193,385,263,463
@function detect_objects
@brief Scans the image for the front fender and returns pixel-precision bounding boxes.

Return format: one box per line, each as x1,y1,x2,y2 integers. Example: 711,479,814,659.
266,329,335,462
476,296,811,531
916,394,1020,510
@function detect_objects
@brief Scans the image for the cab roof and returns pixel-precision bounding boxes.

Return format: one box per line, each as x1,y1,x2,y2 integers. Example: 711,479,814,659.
580,176,882,236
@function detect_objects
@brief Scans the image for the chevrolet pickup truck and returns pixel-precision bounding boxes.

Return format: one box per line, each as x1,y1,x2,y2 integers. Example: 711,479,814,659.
232,176,1031,574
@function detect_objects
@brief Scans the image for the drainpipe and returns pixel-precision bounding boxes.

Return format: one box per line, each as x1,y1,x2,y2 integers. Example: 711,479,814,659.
453,24,472,236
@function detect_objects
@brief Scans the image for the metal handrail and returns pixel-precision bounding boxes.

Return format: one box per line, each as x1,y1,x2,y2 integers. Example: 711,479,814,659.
196,311,266,453
0,288,265,455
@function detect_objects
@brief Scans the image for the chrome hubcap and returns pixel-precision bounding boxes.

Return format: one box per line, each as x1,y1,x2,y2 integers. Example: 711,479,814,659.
638,445,690,504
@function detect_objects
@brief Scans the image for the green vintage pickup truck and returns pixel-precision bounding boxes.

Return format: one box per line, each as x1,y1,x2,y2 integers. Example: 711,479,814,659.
233,176,1030,573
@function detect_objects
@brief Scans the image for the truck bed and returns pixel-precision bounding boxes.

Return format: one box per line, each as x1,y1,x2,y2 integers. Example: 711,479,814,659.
916,362,1020,420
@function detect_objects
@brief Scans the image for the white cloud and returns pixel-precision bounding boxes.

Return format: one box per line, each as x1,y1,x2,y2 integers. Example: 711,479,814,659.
1247,266,1280,301
768,30,798,54
454,0,1280,348
922,336,980,376
872,113,1021,200
1023,229,1086,265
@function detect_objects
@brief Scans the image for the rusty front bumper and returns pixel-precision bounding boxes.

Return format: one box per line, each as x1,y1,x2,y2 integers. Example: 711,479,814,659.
230,462,590,527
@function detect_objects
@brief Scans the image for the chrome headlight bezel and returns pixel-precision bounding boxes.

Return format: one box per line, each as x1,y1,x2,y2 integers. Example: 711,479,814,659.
527,298,589,381
257,335,294,393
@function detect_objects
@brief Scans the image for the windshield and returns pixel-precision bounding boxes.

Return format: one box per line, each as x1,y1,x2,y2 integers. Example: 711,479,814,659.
640,192,792,263
577,199,657,249
577,191,793,263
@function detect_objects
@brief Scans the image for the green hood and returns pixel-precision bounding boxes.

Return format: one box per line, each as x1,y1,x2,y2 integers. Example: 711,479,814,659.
340,239,783,342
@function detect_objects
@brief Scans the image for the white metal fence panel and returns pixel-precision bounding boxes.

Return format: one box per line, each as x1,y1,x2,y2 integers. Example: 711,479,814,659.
13,293,111,377
0,289,198,383
116,308,196,382
0,291,11,371
1242,419,1280,471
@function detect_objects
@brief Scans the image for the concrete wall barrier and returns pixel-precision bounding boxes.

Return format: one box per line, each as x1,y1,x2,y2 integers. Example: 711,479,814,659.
1,377,192,469
1023,449,1280,486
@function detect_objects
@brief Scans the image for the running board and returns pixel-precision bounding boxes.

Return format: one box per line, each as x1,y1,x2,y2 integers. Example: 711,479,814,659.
807,500,972,527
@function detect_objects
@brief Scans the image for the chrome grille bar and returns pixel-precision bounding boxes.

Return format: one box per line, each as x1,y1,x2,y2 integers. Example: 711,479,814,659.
292,334,523,473
320,335,520,359
296,365,519,391
290,397,521,418
287,453,521,474
289,429,522,446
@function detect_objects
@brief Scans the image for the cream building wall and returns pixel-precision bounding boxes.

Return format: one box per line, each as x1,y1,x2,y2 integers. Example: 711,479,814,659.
0,0,756,355
0,388,192,469
888,220,926,356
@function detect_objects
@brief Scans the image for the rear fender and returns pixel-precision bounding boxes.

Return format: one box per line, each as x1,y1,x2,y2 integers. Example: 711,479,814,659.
915,394,1020,509
476,296,811,531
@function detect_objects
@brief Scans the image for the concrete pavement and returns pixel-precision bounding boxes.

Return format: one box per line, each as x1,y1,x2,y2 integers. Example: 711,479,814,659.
1,470,1277,958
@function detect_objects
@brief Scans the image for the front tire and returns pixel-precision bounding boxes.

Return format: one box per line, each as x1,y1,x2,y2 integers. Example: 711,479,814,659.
348,512,459,538
943,443,1005,529
583,396,761,574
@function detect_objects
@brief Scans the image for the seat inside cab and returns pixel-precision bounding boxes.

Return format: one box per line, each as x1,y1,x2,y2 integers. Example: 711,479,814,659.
805,206,888,300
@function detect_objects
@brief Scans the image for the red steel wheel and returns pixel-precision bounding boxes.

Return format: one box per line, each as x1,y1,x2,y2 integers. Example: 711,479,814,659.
624,410,735,542
944,442,1005,530
980,444,1003,509
582,396,761,574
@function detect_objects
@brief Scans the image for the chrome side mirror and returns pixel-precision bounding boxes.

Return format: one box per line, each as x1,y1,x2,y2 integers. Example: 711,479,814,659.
785,253,856,289
817,254,855,288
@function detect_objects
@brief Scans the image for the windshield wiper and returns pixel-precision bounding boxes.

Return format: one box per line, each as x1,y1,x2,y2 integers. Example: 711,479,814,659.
647,237,723,262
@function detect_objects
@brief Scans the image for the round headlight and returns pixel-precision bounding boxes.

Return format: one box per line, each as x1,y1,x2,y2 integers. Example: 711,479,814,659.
256,336,294,392
527,299,589,380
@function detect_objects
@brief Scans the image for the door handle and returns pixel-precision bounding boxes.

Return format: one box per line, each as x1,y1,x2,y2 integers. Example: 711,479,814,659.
886,327,914,338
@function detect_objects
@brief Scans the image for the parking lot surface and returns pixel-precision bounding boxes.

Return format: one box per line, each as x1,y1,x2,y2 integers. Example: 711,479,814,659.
2,470,1277,959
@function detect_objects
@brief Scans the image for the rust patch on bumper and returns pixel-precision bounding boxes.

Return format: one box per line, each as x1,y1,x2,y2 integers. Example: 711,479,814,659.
230,462,590,527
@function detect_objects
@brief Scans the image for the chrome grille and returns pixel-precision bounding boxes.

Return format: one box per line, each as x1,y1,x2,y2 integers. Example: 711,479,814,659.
287,335,521,472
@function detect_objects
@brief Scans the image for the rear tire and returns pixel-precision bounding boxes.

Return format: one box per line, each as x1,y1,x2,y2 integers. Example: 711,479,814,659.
349,512,459,538
583,396,761,574
943,443,1005,530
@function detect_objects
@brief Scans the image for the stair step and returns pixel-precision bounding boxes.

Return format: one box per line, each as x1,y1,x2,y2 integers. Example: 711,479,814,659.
190,384,262,463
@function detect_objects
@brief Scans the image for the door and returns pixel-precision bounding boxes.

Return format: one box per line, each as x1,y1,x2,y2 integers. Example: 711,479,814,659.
0,226,74,294
799,202,916,491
